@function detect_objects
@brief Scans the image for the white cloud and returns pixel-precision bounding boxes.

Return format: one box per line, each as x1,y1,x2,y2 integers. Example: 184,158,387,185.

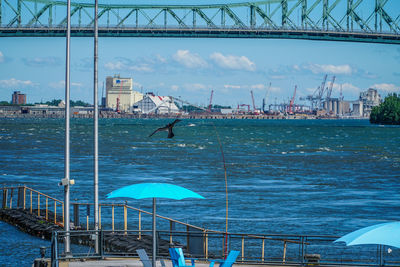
183,83,208,91
104,61,124,70
251,84,265,90
224,84,242,89
0,78,36,88
104,60,153,73
0,51,4,63
303,64,353,75
22,56,62,67
370,83,399,93
49,80,83,89
270,75,286,80
173,50,208,69
210,52,256,71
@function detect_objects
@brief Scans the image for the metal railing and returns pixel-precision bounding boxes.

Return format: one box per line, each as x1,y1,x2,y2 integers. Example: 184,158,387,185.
1,186,400,266
50,230,400,267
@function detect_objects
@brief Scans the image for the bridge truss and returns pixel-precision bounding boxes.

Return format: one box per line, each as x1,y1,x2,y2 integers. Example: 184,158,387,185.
0,0,399,43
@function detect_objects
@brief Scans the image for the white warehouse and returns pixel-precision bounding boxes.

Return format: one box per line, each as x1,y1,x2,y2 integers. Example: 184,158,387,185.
134,93,179,114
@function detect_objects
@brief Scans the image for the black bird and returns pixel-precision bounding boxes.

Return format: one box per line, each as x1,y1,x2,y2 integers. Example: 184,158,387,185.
149,119,181,138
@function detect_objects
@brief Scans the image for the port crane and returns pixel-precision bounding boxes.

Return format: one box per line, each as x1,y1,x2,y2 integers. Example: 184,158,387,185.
250,90,256,113
208,90,214,112
288,85,297,114
262,82,271,113
326,76,336,99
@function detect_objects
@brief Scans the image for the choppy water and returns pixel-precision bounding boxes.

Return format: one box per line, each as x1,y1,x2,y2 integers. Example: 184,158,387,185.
0,118,399,266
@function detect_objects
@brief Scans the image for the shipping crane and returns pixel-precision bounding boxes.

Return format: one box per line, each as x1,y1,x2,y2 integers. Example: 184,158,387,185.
262,82,271,113
326,76,336,99
250,90,256,112
208,90,214,112
237,104,250,113
288,85,297,114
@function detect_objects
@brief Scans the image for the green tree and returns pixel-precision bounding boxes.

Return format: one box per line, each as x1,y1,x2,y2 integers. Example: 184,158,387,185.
370,93,400,125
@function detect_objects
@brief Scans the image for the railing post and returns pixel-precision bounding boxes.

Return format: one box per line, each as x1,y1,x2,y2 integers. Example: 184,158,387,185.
204,230,209,260
23,186,26,209
46,197,48,221
99,205,101,229
30,190,32,213
62,203,64,226
54,201,57,224
111,205,114,232
9,188,13,209
124,205,127,234
38,193,40,216
283,240,287,263
241,235,245,262
2,189,7,209
138,211,141,240
262,238,265,262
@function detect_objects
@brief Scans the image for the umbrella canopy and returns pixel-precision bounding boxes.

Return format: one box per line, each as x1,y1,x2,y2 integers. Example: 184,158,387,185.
107,183,204,267
335,221,400,248
107,182,205,200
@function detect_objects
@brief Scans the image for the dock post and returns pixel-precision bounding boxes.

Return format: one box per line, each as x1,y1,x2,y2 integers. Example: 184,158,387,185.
9,188,13,209
46,197,48,221
54,201,57,224
2,189,7,209
283,240,287,263
23,186,26,209
38,193,40,216
30,190,32,213
124,205,127,234
241,235,245,262
99,205,101,229
138,211,141,240
111,205,114,232
262,238,265,262
204,230,208,260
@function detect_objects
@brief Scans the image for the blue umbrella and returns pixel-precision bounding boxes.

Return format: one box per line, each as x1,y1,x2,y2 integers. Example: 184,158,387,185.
107,183,205,267
334,221,400,248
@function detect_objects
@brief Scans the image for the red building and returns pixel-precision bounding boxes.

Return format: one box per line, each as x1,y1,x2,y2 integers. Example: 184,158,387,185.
11,91,26,105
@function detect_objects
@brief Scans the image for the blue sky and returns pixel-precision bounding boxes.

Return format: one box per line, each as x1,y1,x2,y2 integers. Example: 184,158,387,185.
0,36,399,108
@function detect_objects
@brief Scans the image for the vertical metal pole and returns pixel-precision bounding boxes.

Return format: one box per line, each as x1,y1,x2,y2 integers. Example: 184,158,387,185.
152,198,156,267
94,0,99,254
64,0,71,253
301,0,307,29
221,8,225,28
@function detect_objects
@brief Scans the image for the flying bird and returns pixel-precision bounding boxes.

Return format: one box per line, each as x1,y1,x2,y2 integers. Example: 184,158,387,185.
149,119,181,138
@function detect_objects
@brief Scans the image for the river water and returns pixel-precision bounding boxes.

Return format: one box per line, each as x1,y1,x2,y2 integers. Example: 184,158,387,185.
0,118,399,266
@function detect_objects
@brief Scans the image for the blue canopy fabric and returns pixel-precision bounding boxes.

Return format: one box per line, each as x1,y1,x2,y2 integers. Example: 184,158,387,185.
335,221,400,248
106,182,204,267
107,182,204,200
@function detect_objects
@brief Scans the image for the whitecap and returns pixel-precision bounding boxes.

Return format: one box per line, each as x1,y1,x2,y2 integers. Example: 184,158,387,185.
177,144,186,147
281,152,287,154
198,146,205,150
188,123,196,127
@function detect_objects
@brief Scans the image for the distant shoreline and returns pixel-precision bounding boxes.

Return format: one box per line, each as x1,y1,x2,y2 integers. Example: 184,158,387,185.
0,112,369,120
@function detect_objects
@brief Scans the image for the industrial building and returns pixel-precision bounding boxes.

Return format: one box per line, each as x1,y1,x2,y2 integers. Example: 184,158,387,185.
11,91,26,105
352,88,381,117
105,75,143,113
134,93,179,114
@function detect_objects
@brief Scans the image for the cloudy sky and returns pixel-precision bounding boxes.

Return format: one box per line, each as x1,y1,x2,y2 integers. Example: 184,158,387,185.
0,36,399,108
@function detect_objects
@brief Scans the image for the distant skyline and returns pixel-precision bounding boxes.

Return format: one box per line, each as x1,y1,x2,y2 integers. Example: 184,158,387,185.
0,36,399,108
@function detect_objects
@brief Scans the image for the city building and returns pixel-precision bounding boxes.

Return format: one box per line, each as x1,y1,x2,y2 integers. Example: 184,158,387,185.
11,91,26,105
105,75,143,112
134,93,179,114
352,88,381,117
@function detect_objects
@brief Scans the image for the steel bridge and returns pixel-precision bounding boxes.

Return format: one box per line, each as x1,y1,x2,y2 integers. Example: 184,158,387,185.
1,0,400,44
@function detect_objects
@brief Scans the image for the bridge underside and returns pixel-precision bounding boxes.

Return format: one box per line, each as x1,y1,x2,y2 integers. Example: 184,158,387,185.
1,27,399,44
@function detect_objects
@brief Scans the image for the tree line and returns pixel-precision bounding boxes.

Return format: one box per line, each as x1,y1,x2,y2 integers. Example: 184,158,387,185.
370,93,400,125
